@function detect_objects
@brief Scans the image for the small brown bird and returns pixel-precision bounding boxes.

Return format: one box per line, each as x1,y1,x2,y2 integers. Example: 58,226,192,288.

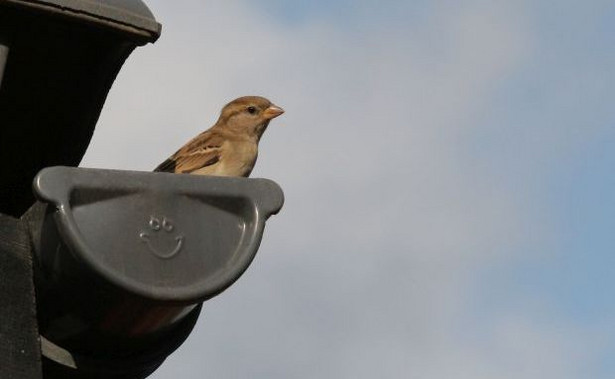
155,96,284,177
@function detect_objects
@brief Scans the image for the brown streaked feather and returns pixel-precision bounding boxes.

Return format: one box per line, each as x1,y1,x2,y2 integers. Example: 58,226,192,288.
162,129,229,174
177,129,226,153
173,146,221,173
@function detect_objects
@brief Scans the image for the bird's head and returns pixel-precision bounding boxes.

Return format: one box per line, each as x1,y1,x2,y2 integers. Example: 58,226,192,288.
216,96,284,140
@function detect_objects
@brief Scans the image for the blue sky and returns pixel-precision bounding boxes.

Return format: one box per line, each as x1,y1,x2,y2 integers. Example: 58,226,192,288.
468,2,615,376
82,0,615,377
472,0,615,320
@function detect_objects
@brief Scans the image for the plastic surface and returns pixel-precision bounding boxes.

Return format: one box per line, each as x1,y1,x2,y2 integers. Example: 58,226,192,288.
0,0,161,40
28,166,283,373
33,166,284,303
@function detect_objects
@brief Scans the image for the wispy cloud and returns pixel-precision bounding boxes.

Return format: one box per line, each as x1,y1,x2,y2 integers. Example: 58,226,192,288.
81,1,612,378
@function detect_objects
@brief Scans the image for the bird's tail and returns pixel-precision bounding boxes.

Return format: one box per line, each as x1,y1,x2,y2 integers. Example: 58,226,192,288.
154,158,177,173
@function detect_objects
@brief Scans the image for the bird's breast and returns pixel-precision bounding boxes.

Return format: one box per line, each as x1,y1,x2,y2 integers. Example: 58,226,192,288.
216,140,258,177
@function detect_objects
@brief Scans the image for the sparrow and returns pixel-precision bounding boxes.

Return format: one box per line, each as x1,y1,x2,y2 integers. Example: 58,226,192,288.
154,96,284,177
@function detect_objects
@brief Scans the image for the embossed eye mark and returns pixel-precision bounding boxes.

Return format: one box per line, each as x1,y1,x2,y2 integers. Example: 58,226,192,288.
149,216,160,231
162,218,174,232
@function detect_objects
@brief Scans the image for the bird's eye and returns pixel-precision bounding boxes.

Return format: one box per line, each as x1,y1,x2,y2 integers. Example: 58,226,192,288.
247,106,257,114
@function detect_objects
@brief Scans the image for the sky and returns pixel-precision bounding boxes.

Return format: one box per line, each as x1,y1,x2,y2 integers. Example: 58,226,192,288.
81,1,615,378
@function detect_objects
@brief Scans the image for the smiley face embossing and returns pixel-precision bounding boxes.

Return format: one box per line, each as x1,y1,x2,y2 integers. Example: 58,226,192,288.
139,215,184,259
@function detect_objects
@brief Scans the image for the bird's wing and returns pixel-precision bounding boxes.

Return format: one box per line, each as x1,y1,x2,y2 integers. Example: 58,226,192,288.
154,130,225,174
174,146,222,174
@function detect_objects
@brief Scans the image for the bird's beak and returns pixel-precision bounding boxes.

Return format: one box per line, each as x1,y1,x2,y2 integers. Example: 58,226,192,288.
263,104,285,120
